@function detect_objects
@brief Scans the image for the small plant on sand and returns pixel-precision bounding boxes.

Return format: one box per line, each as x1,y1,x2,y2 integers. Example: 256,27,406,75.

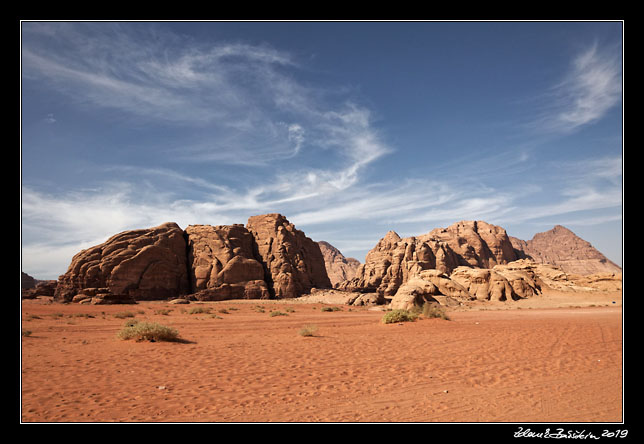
117,321,181,342
114,311,136,319
320,306,342,312
269,310,288,317
381,309,418,324
421,303,450,320
298,325,318,337
188,307,211,315
154,309,172,316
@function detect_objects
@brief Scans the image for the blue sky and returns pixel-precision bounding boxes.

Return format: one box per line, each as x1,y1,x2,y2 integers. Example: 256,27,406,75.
21,21,623,279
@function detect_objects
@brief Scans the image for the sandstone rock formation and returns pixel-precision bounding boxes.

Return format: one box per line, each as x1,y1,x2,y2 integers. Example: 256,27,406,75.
22,279,58,299
55,222,190,303
318,241,360,287
185,224,270,301
428,220,518,268
390,269,474,310
246,214,332,298
55,214,332,303
450,267,534,301
339,221,517,298
495,259,622,293
510,225,621,276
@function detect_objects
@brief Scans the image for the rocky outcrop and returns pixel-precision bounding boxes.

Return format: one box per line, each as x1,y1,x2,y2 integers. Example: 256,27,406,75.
495,259,622,293
389,270,473,310
318,241,361,287
428,220,518,268
55,214,332,303
510,225,621,276
339,221,517,298
449,267,537,301
246,214,332,298
22,272,36,289
185,224,270,300
22,279,58,299
55,222,190,302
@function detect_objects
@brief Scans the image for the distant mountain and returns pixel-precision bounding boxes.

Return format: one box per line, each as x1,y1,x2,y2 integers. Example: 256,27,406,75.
510,225,621,276
318,241,361,287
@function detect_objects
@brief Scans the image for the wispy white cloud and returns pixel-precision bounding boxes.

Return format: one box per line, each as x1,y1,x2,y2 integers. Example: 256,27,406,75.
20,24,623,279
534,41,622,133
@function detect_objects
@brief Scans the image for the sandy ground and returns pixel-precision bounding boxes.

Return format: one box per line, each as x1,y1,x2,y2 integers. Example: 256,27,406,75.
21,291,623,423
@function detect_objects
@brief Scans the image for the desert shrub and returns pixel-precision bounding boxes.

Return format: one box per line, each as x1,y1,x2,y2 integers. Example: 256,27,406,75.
22,329,32,337
73,313,95,318
320,306,342,312
298,325,318,337
422,303,450,320
188,307,211,315
381,309,418,324
269,310,288,317
114,311,136,319
154,309,172,316
117,321,180,342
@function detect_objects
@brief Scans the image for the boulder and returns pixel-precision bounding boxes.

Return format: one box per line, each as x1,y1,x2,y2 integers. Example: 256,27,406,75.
246,214,332,298
450,267,523,301
55,222,189,302
389,270,472,310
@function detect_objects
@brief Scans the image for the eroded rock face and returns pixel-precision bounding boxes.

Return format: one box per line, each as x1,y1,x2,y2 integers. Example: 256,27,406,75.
339,221,517,298
185,224,270,300
494,259,622,293
389,270,473,310
246,214,332,298
318,241,361,287
54,222,190,302
510,225,621,276
427,220,518,268
450,267,530,301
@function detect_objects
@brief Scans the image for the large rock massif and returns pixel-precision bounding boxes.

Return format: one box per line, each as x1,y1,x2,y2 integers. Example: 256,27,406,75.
55,223,190,304
510,225,621,276
53,214,331,303
338,220,519,299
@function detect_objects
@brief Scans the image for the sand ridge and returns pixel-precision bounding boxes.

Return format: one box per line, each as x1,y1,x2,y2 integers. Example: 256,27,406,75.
21,298,622,423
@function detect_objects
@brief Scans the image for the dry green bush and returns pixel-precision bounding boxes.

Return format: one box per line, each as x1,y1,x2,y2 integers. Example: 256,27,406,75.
117,321,181,342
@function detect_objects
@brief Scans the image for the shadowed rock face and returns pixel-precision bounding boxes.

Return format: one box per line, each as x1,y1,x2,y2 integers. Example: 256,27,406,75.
246,213,332,299
54,222,190,302
185,224,270,301
510,225,621,276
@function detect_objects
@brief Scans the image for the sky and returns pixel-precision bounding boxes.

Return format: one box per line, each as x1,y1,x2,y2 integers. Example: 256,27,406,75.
20,21,623,280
